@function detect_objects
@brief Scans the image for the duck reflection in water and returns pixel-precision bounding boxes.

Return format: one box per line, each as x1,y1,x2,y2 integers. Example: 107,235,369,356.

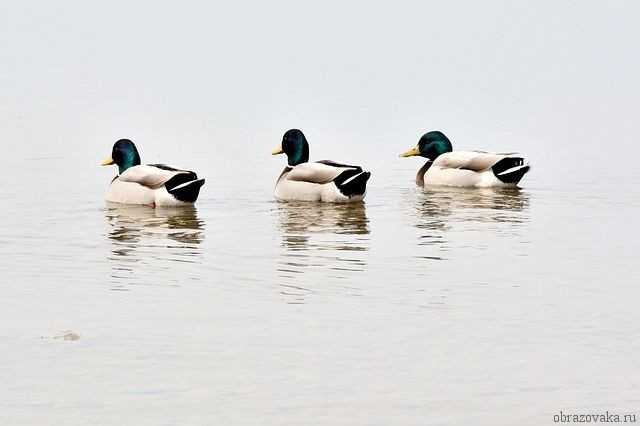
417,186,529,220
273,201,370,303
411,186,530,248
105,202,205,258
275,201,369,250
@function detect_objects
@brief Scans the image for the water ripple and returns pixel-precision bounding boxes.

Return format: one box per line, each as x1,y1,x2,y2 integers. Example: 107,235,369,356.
103,204,205,289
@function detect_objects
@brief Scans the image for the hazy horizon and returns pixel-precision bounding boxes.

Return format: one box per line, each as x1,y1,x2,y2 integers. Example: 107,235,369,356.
2,1,639,166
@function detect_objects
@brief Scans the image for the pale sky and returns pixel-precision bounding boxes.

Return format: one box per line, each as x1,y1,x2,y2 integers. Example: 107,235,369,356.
1,1,639,167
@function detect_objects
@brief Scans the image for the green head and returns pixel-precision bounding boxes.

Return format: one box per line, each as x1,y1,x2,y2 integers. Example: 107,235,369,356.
101,139,141,174
271,129,310,166
399,131,453,160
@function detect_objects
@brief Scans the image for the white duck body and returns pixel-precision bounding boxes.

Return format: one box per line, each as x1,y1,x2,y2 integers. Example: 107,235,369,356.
107,164,205,207
275,160,370,203
418,151,530,188
401,131,530,188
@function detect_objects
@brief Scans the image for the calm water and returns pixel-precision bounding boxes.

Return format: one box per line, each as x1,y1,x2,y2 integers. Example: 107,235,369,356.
2,1,640,424
1,147,638,425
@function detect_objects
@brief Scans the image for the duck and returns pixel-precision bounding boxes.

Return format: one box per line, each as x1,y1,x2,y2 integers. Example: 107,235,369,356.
101,139,205,207
271,129,371,202
399,131,530,187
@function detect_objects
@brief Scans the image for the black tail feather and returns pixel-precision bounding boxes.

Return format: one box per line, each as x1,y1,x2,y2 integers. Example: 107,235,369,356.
165,173,205,203
492,157,530,185
334,170,371,197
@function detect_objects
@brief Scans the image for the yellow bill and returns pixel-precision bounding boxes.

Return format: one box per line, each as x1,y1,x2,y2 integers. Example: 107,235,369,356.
271,146,284,155
101,155,114,166
399,145,421,157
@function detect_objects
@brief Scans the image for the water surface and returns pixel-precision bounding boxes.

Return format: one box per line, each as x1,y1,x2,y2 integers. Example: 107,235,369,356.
1,152,638,425
2,1,640,424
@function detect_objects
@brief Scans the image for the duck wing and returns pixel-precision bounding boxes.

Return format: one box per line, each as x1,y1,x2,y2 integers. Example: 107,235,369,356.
316,160,363,170
435,151,506,172
118,164,194,189
286,161,362,184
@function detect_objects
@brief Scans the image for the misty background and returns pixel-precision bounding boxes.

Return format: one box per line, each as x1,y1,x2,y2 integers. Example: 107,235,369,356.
2,1,638,169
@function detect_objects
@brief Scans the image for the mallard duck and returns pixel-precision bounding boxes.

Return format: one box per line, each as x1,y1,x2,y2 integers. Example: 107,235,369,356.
399,131,530,187
101,139,205,207
271,129,371,202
